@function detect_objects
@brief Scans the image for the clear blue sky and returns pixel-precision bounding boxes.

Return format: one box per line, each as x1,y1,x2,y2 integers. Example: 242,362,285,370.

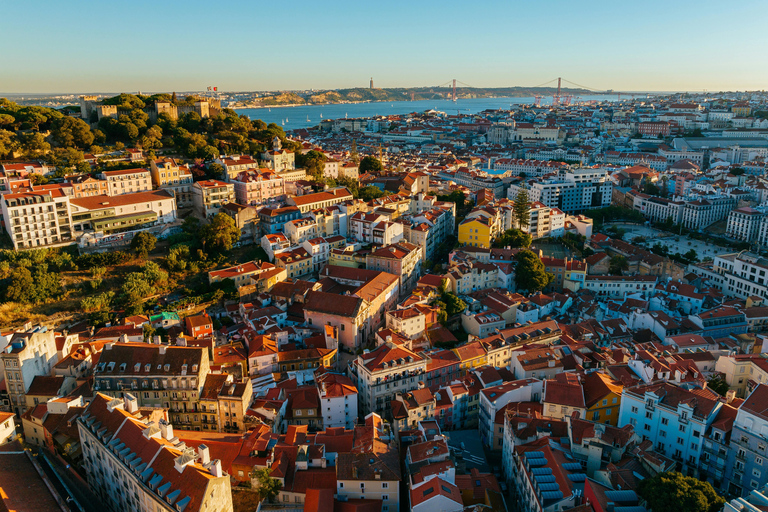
2,0,767,94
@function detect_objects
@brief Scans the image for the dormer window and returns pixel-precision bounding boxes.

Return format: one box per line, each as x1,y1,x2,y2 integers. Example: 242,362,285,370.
145,364,151,372
164,364,170,372
134,363,141,372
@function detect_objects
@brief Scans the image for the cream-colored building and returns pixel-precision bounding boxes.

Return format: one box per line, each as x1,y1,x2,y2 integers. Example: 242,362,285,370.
99,168,153,196
79,394,233,512
192,180,235,219
150,158,194,207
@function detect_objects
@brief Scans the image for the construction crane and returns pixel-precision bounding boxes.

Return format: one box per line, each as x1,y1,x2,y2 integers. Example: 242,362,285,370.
356,141,386,164
533,95,543,107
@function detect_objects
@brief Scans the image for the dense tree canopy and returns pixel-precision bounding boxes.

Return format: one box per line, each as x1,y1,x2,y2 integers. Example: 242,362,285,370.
201,213,241,253
359,155,383,173
514,249,554,292
637,472,724,512
609,255,629,275
131,232,157,259
494,228,532,249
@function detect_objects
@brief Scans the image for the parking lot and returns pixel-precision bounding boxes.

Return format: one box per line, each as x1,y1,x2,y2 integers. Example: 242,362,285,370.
607,222,732,261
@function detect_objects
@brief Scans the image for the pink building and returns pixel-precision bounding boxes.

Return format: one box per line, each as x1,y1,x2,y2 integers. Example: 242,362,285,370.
232,169,285,206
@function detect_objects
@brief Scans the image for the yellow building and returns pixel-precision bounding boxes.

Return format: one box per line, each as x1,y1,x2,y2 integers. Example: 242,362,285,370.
452,341,487,374
329,246,366,268
583,372,623,426
274,247,312,279
458,217,493,248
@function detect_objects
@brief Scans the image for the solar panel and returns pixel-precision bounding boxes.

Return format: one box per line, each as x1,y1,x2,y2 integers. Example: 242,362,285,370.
541,490,564,501
538,483,561,492
562,462,583,471
524,451,546,459
533,474,556,483
605,490,639,502
568,473,587,482
527,458,547,467
530,467,553,476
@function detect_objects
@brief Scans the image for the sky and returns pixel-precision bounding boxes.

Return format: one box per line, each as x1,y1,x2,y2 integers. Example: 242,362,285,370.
2,0,768,94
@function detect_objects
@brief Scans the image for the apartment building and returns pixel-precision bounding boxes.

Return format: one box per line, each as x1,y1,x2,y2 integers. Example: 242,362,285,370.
349,341,427,418
70,190,177,234
64,174,109,198
726,206,767,242
1,325,64,416
198,373,253,433
1,187,74,250
231,169,285,206
287,187,354,213
583,275,658,299
215,155,259,181
99,168,153,196
713,252,768,300
478,378,542,449
349,211,404,245
150,158,194,207
493,158,568,177
78,394,233,512
507,169,612,213
93,343,211,431
524,201,566,239
192,180,235,219
366,242,423,296
284,217,318,245
618,382,721,472
316,371,358,429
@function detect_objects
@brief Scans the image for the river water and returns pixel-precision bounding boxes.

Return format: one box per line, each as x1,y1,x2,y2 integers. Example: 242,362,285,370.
234,94,634,130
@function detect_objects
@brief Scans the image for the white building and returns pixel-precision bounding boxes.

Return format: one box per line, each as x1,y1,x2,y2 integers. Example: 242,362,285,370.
1,187,74,250
79,394,233,512
1,325,63,416
316,371,358,429
99,168,153,196
507,169,612,213
618,382,721,472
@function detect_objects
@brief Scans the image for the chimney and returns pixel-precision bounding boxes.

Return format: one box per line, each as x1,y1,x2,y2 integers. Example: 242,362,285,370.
352,466,359,479
124,393,138,413
726,389,736,404
153,335,161,345
209,459,222,478
159,345,167,355
198,444,210,465
160,420,174,441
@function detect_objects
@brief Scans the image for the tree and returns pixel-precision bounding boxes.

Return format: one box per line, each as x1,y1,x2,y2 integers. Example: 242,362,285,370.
359,155,383,174
359,185,385,202
514,250,554,292
50,117,94,149
495,228,532,249
295,150,327,180
637,472,724,512
5,267,34,303
200,213,241,253
206,163,225,180
608,255,629,275
131,232,157,259
512,189,531,229
708,376,730,396
251,468,282,503
731,167,745,176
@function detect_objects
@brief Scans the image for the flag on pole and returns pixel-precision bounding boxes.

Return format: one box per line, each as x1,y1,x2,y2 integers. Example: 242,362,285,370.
213,87,217,92
207,86,212,91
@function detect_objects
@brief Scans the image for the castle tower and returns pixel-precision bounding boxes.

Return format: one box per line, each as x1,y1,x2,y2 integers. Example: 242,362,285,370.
370,77,374,89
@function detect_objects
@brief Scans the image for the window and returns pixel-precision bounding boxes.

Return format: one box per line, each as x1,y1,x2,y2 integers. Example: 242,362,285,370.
382,483,388,489
755,469,762,478
679,425,686,432
645,411,653,419
661,417,669,425
631,406,638,414
382,495,389,501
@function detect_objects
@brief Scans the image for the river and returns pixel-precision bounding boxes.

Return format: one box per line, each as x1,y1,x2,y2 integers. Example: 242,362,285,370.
234,94,637,130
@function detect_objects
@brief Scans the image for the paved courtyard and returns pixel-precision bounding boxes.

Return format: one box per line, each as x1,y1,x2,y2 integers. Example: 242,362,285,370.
607,222,732,261
445,429,490,472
